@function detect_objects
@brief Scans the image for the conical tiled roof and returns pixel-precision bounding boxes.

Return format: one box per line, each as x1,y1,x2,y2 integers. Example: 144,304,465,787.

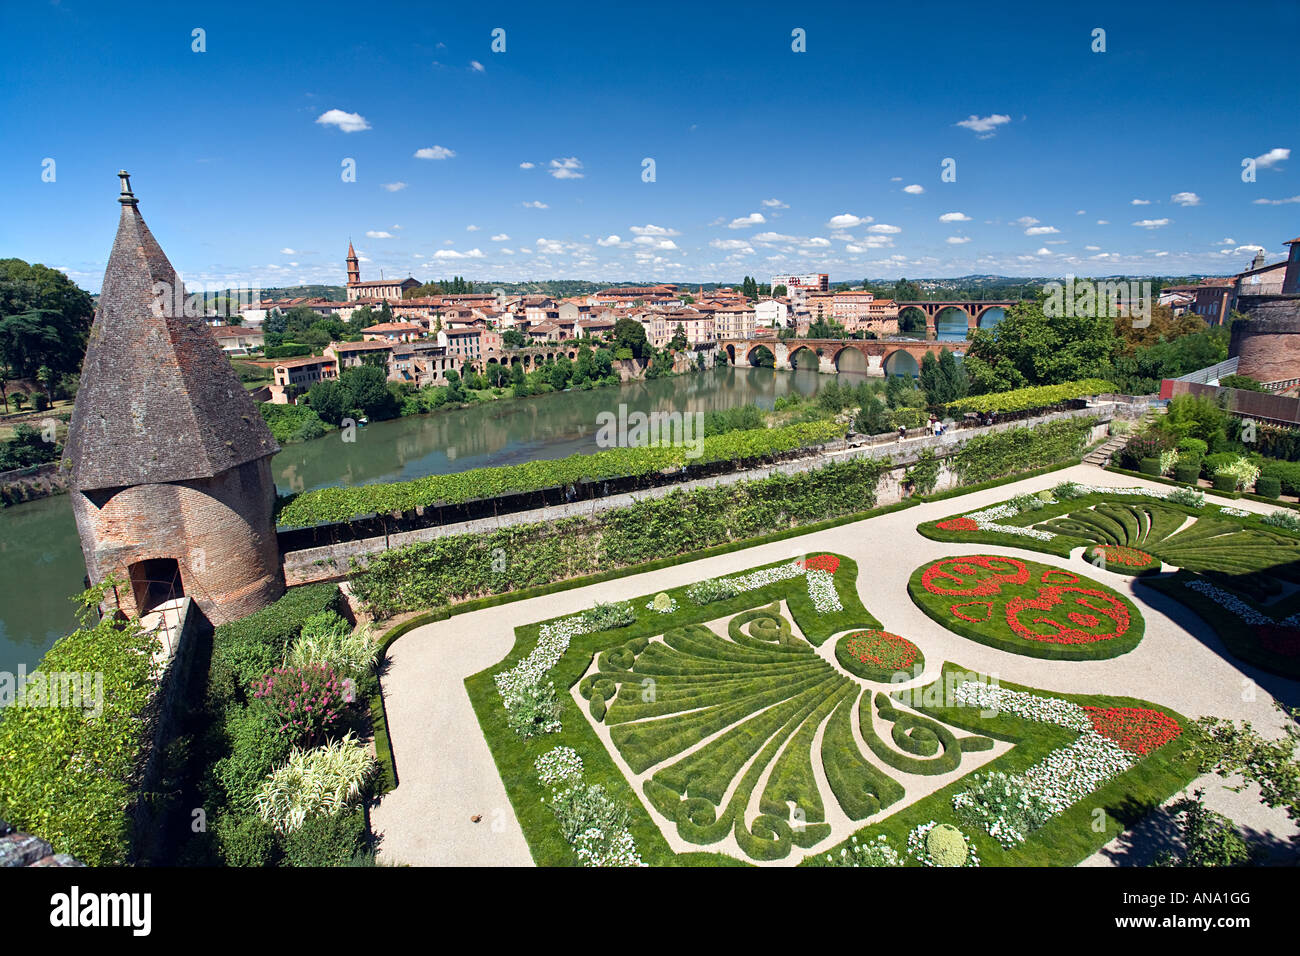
67,175,279,491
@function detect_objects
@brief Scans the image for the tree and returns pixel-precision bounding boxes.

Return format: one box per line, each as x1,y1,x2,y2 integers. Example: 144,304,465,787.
1190,701,1300,842
854,393,890,435
0,424,61,470
1154,790,1254,867
669,323,688,352
773,284,787,298
0,259,95,379
11,391,28,411
347,306,379,336
963,299,1117,393
306,379,352,426
612,317,650,361
339,365,398,420
502,328,526,348
893,277,921,301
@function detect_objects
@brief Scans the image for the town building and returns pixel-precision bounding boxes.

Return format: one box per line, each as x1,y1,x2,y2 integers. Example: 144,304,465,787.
344,241,420,302
771,272,829,293
209,324,265,355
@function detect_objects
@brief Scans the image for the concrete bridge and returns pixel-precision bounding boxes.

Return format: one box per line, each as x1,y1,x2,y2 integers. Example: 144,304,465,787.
895,300,1019,338
720,337,961,377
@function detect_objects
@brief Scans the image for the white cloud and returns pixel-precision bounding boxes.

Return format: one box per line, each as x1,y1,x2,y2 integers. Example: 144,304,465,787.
826,213,871,229
365,230,394,239
1170,191,1201,206
1130,198,1151,205
522,201,548,209
280,247,296,255
1253,195,1300,205
867,224,902,234
751,231,796,243
1254,147,1290,169
434,248,485,259
596,235,624,246
761,198,788,208
634,237,678,250
519,162,535,169
315,109,370,133
804,237,831,246
955,113,1011,137
470,60,485,72
380,181,407,192
548,157,584,179
710,239,752,251
1096,219,1110,225
902,184,924,194
1232,245,1266,255
728,212,767,229
1133,218,1171,229
946,236,971,244
629,224,680,236
1024,226,1059,235
466,225,480,231
491,233,510,241
1084,245,1101,251
1014,216,1039,227
1076,209,1086,215
1035,247,1052,256
939,212,971,222
1216,238,1236,245
414,145,456,160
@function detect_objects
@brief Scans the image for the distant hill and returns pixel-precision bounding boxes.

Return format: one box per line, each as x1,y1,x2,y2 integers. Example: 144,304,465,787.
258,285,346,302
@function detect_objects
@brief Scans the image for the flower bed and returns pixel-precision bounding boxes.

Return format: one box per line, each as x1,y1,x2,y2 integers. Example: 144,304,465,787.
908,555,1144,660
835,629,924,682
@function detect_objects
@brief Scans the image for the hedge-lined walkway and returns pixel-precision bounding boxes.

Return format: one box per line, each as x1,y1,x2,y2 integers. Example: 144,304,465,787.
370,462,1300,866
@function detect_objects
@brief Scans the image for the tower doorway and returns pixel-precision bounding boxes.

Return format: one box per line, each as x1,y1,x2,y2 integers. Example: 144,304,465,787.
129,557,184,615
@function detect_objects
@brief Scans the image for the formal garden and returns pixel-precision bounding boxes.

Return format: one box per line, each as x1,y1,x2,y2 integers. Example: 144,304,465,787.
468,551,1197,866
918,481,1300,677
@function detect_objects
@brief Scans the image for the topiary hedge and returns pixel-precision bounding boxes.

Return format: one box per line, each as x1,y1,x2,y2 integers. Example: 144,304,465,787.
1138,457,1161,476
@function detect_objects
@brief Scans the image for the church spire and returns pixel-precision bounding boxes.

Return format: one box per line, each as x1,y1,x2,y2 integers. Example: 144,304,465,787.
346,238,360,286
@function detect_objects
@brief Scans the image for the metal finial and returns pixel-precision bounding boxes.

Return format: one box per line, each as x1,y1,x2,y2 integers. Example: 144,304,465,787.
118,170,138,206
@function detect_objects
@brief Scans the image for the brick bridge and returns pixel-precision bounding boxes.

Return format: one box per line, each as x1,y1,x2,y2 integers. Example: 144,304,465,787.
720,337,961,376
895,300,1018,337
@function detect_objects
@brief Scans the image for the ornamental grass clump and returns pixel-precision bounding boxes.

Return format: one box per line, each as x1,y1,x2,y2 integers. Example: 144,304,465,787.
285,612,378,677
952,771,1054,847
1214,457,1260,492
254,731,376,833
1165,486,1205,508
252,663,346,747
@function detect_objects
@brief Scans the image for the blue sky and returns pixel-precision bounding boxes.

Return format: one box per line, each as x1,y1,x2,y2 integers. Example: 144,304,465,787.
1,0,1298,292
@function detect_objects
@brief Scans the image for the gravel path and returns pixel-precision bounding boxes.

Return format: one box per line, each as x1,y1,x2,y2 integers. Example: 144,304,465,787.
370,463,1300,866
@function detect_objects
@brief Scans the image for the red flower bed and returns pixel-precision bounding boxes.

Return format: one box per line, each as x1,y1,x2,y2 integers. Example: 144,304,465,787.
1005,585,1131,644
842,630,919,670
921,555,1030,597
936,517,979,532
1254,624,1300,657
1083,706,1181,755
803,554,841,574
1091,544,1154,568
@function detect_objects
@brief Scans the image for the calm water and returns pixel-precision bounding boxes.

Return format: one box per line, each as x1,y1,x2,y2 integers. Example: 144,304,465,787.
0,366,863,674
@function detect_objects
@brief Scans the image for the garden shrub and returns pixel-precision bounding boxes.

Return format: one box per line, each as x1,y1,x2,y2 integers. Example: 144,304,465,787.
282,809,367,867
285,614,378,677
952,418,1094,484
1166,487,1205,508
1173,461,1201,485
927,823,970,866
209,583,346,708
1262,510,1300,531
1212,473,1238,493
1260,459,1300,496
254,732,376,833
251,664,347,747
953,771,1054,847
582,601,635,631
1138,457,1161,476
1255,476,1281,499
1214,457,1260,491
813,833,901,867
1177,437,1208,460
214,813,280,867
210,705,293,814
1118,431,1174,471
0,582,160,866
685,577,738,605
503,679,563,738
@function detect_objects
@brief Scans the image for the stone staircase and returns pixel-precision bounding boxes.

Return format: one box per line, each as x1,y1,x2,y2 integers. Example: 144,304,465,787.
1083,433,1128,468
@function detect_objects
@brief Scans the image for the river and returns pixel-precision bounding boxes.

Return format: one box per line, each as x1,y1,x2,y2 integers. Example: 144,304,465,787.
0,365,864,674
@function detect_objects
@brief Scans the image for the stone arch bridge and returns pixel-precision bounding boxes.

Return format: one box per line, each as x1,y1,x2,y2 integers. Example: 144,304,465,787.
894,300,1018,338
720,338,963,377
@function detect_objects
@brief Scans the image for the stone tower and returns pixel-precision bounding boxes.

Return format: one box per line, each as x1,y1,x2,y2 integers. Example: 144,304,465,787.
65,172,284,625
346,240,360,288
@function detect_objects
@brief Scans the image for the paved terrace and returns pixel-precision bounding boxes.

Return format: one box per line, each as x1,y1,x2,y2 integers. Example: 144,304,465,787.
369,462,1300,867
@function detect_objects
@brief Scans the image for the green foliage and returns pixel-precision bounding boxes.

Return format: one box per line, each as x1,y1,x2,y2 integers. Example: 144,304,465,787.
1157,393,1230,448
1217,374,1267,393
208,584,345,708
947,379,1115,416
685,577,738,605
259,402,327,443
282,808,368,867
0,259,95,378
904,449,941,495
1110,325,1230,395
263,344,313,359
348,456,889,616
0,423,61,470
0,581,160,865
254,732,376,833
211,704,293,815
962,300,1116,393
285,613,378,678
503,679,563,739
1261,509,1300,531
1154,790,1254,867
582,601,636,631
951,418,1095,484
1139,456,1161,476
278,420,844,527
926,823,970,866
1189,702,1300,833
213,813,280,867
